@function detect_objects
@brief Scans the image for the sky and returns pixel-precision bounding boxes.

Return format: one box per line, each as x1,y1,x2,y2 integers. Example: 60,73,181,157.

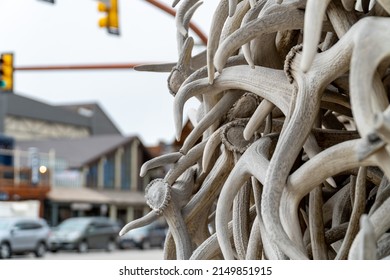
0,0,218,146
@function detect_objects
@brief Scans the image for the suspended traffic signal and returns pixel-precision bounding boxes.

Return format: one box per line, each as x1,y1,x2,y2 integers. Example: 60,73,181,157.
0,53,14,92
97,0,120,35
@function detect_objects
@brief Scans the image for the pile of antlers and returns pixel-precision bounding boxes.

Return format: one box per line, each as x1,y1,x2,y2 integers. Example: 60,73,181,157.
121,0,390,260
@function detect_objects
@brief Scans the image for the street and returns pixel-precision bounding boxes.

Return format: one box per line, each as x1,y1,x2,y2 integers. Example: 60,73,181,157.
8,248,164,260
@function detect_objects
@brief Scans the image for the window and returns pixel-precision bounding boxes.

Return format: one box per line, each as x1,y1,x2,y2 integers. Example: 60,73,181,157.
121,146,131,190
137,146,143,191
29,222,42,230
86,162,98,188
104,154,115,189
133,208,144,220
15,222,42,230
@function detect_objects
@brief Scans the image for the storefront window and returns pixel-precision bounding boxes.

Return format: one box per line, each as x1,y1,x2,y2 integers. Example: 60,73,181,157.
104,154,115,189
86,162,98,188
121,146,131,190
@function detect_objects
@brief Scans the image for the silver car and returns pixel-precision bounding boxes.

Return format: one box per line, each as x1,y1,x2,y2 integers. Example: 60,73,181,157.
0,217,51,259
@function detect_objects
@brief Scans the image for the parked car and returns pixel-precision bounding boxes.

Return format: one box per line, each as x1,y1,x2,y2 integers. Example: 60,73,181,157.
119,222,167,250
49,216,120,253
0,217,51,259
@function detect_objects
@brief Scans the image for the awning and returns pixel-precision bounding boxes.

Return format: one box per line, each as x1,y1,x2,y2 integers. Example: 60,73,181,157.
47,187,110,204
98,190,146,206
47,187,146,206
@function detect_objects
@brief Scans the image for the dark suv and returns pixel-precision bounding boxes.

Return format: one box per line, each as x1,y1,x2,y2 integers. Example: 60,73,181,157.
118,222,167,250
49,217,120,253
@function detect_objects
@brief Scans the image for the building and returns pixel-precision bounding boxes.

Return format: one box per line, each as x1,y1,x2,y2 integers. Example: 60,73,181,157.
0,92,125,220
0,133,51,217
0,93,121,140
0,92,165,226
16,134,160,226
81,136,157,226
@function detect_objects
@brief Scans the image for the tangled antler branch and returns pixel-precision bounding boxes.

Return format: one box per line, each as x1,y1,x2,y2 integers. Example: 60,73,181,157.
122,0,390,260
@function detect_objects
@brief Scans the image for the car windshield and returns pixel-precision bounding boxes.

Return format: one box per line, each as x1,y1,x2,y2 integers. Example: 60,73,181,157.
57,219,90,231
0,220,11,230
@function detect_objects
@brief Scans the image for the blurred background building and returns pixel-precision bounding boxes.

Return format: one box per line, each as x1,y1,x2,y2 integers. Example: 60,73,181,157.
0,91,166,227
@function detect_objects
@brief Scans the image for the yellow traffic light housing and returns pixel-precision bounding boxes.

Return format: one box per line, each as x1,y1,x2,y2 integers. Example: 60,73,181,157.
97,0,119,35
0,53,14,92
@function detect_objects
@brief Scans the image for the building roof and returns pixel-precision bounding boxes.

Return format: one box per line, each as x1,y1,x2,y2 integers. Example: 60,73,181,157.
57,102,122,135
15,134,138,168
0,93,121,136
0,93,89,128
81,135,153,167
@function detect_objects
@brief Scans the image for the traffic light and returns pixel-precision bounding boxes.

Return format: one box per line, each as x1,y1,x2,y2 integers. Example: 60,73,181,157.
0,53,14,92
97,0,120,35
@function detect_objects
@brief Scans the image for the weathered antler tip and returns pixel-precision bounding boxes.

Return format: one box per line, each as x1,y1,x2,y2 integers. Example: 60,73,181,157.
172,0,180,8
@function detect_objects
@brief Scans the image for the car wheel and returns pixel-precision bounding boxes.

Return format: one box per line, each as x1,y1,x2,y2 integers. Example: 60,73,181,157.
141,240,151,250
34,242,47,258
77,241,88,253
0,242,11,259
106,240,116,252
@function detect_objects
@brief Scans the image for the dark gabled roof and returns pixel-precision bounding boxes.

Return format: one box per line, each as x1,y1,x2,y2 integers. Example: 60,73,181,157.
81,135,153,166
0,93,122,136
0,93,90,127
15,134,138,168
57,102,122,135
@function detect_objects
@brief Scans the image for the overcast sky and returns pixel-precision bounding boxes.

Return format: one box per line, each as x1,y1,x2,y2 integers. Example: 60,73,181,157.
0,0,217,145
